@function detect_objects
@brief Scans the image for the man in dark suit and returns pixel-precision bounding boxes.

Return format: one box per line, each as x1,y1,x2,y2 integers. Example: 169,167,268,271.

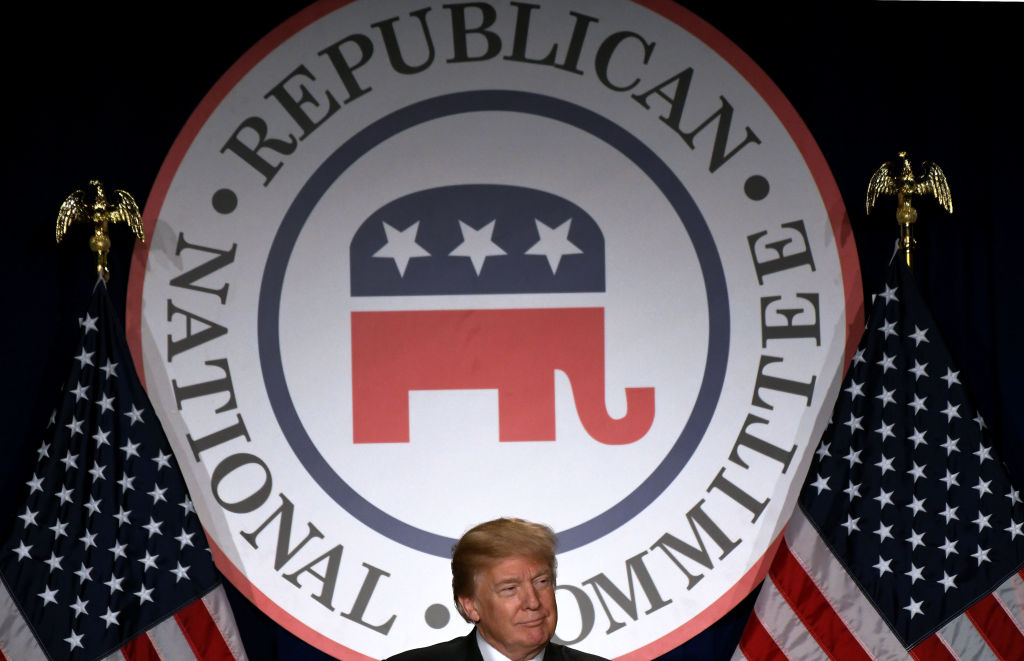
385,518,608,661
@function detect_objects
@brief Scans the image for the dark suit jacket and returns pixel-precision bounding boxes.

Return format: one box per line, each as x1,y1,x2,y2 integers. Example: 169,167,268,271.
384,629,609,661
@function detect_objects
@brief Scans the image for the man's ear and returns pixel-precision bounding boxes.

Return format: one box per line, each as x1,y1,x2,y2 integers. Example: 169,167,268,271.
458,594,480,623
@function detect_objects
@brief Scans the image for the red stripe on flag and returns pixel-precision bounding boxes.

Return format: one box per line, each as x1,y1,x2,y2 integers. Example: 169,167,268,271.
174,597,235,661
909,633,957,661
0,647,8,661
738,612,790,661
767,540,872,661
965,594,1024,661
121,632,161,661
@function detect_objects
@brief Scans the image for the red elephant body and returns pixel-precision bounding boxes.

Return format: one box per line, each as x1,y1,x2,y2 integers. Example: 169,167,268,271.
351,307,654,445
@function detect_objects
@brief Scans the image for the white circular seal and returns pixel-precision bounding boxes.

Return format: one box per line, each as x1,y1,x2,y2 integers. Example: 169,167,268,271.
128,1,861,658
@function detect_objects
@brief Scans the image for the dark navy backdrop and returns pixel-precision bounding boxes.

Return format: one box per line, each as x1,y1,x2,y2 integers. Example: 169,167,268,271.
5,2,1022,659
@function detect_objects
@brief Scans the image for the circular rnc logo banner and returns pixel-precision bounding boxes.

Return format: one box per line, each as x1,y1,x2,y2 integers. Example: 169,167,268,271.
128,1,861,658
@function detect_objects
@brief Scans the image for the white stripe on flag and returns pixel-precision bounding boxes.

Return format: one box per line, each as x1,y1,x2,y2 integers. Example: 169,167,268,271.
0,578,48,660
148,615,197,660
932,571,1024,660
754,578,821,659
992,572,1024,635
785,510,908,660
203,586,249,661
935,611,989,660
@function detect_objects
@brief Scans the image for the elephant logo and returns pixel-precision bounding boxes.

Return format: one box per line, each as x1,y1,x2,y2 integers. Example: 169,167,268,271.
349,185,655,445
352,308,655,444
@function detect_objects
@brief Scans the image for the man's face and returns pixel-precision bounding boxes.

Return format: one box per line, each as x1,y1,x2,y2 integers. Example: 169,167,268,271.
459,555,558,661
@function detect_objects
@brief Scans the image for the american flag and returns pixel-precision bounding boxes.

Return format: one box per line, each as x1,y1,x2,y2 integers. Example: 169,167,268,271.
0,282,247,661
735,260,1024,659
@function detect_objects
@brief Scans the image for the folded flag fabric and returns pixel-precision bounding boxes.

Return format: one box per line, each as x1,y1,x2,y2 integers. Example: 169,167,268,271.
0,281,247,661
734,260,1024,660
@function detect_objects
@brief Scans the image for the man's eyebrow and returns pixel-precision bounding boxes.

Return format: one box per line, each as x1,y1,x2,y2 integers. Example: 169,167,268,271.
493,577,522,588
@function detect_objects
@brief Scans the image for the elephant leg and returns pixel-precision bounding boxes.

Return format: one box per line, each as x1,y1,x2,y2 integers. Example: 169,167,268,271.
352,379,410,443
497,372,557,442
351,312,412,443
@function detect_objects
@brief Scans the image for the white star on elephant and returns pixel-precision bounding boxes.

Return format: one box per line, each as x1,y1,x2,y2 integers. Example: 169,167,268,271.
373,221,430,276
449,219,506,275
525,218,582,274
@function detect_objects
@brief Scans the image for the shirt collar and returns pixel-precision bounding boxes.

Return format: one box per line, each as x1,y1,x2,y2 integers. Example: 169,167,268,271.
475,628,547,661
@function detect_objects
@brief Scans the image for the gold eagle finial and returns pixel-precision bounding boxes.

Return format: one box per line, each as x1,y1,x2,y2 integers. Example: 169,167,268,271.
865,152,952,270
56,180,144,281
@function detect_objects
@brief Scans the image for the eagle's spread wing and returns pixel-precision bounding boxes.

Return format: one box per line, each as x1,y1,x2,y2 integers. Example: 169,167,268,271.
866,161,897,214
110,189,144,241
56,189,89,242
917,161,953,214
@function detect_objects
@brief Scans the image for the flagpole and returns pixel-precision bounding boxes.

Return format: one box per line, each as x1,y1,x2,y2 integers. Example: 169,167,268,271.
866,151,953,271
